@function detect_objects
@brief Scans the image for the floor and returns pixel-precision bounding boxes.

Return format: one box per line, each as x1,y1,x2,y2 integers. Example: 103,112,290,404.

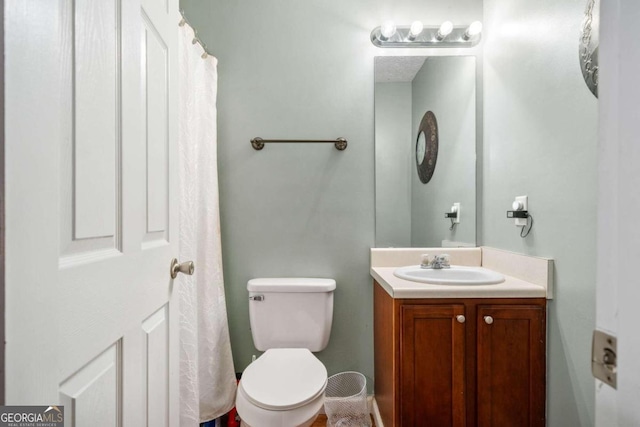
312,414,376,427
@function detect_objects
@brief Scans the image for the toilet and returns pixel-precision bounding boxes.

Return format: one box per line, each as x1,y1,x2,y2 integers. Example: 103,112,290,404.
235,278,336,427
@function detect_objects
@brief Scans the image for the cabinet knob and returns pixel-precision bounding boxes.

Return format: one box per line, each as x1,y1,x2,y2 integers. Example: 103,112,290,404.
484,315,494,325
456,315,466,323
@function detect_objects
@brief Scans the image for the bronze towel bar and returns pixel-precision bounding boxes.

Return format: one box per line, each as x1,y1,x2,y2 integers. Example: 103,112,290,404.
250,137,348,151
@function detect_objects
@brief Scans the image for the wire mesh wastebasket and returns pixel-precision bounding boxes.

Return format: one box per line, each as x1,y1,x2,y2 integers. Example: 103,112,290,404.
323,372,371,427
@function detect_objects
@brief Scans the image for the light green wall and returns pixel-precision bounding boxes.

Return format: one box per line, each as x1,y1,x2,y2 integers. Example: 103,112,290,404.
482,0,597,425
411,57,476,247
180,0,483,390
182,0,597,424
374,82,412,248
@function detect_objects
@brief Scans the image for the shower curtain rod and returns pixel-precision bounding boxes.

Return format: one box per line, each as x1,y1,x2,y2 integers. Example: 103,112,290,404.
178,10,213,59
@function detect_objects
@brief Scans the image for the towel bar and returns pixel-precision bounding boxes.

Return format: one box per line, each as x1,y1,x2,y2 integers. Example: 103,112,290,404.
250,137,348,151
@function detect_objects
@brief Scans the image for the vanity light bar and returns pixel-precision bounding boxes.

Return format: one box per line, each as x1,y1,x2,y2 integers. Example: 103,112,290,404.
370,21,482,48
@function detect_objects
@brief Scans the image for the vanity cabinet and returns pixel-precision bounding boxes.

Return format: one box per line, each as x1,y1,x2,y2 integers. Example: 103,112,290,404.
374,282,546,427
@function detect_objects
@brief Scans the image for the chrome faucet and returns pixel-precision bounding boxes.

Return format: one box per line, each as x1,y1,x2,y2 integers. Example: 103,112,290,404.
421,254,451,269
432,254,451,269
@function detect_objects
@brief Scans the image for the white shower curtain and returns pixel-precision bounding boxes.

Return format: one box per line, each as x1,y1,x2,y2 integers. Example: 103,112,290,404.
178,22,237,426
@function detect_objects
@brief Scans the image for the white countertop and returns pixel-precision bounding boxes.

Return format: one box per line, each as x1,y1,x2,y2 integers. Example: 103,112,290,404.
371,266,547,299
370,247,553,299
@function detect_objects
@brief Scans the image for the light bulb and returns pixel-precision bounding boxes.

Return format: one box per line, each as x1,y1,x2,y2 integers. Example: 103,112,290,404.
380,21,397,40
436,21,453,40
464,21,483,40
408,21,424,40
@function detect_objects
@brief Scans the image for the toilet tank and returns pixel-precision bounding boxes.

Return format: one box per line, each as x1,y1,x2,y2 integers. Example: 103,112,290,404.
247,278,336,352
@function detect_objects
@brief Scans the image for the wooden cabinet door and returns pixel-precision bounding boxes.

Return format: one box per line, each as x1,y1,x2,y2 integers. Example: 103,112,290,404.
476,305,546,427
401,304,466,427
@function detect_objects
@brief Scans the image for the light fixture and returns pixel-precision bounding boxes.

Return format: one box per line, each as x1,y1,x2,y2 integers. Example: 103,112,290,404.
463,21,483,40
407,21,424,41
436,21,453,40
380,21,397,41
371,20,482,48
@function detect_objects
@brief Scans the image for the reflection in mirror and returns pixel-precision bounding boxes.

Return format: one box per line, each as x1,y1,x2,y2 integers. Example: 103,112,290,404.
374,56,476,248
416,132,426,165
415,111,439,184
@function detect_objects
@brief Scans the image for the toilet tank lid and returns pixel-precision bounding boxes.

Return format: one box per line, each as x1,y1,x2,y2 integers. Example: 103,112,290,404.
247,278,336,293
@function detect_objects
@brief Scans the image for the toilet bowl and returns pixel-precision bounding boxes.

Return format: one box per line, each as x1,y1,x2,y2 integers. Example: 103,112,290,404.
235,348,327,427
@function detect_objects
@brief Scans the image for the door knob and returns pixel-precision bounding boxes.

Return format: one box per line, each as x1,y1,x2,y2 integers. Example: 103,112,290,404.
170,258,195,279
456,315,466,323
484,316,494,325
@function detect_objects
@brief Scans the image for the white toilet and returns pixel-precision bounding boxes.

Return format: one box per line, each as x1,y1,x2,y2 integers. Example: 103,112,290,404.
235,278,336,427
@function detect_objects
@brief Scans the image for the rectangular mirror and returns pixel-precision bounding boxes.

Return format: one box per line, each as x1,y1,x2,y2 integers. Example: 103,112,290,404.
375,56,477,248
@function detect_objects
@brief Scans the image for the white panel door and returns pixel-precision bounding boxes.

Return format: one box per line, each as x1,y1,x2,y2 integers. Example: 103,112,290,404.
596,0,640,425
5,0,180,425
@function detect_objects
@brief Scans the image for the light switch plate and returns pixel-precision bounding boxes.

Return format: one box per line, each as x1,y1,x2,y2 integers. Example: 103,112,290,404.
514,196,528,226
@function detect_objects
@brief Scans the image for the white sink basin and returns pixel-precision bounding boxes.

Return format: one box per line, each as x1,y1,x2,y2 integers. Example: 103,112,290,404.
394,265,505,285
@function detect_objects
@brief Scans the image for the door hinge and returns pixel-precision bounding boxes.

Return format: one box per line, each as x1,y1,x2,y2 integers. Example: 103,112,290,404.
592,329,617,389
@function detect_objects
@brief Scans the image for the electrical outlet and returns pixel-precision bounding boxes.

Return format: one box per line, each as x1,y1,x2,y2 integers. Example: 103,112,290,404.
513,196,528,226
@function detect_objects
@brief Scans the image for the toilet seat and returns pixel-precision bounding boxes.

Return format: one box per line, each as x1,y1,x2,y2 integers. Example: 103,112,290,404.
240,348,327,410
